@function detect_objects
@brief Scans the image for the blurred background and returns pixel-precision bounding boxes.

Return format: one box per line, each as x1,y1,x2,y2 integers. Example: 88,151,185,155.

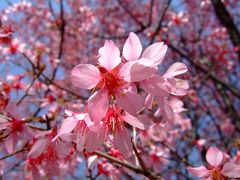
0,0,239,179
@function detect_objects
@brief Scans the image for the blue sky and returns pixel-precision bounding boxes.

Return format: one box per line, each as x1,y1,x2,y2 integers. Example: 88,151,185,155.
0,0,19,11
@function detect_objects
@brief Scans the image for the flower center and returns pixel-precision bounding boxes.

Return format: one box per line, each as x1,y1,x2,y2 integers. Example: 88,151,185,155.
211,168,226,180
26,157,42,171
11,119,24,133
44,144,58,161
99,67,124,96
104,107,123,132
151,153,160,162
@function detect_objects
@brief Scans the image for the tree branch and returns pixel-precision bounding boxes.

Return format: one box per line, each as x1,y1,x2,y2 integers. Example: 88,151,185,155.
94,150,163,180
211,0,240,57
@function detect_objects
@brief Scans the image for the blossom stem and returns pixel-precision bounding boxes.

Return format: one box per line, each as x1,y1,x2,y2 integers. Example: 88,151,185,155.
0,147,27,161
94,150,163,180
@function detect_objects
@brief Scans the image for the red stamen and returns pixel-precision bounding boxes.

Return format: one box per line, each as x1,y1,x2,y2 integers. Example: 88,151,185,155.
11,119,24,133
98,67,124,96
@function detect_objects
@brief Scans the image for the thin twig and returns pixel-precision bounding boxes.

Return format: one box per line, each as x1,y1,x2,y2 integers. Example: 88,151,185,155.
131,138,147,170
94,150,163,180
149,0,172,44
0,147,27,161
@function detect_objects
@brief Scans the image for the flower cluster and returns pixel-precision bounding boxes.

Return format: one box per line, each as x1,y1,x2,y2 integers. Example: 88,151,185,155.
54,32,188,158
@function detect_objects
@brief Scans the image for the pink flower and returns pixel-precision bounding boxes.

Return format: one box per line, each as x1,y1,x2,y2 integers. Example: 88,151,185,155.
142,63,188,123
26,128,72,178
53,110,104,152
168,12,189,26
28,128,71,159
0,33,12,44
0,25,13,44
68,32,188,158
55,107,150,158
143,146,169,172
120,32,167,82
188,147,240,179
70,38,146,119
97,160,121,179
142,62,188,98
0,117,32,153
163,62,189,96
70,32,169,121
100,106,151,158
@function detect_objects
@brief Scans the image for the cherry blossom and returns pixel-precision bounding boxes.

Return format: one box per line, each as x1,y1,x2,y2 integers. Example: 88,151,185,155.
188,147,240,179
0,117,32,153
0,0,239,179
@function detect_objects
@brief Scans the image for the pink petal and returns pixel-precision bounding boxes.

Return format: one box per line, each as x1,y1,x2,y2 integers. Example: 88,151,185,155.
119,61,133,79
113,126,133,158
34,130,52,138
28,138,49,158
31,166,41,180
175,79,189,89
52,117,81,141
170,99,186,113
59,133,75,142
88,89,109,124
206,147,223,167
46,162,59,176
123,32,142,61
116,90,143,116
83,114,94,126
142,42,167,66
65,110,75,116
170,87,188,96
168,79,189,96
65,110,87,120
83,114,103,132
164,62,188,77
55,141,70,158
159,98,174,120
222,162,240,178
141,75,170,97
122,113,151,130
85,129,105,152
70,64,101,89
145,94,154,109
76,126,102,152
5,134,15,153
120,58,156,82
98,40,121,71
87,155,98,168
76,133,87,152
124,83,137,92
0,121,11,130
167,78,189,89
0,118,9,123
187,166,210,178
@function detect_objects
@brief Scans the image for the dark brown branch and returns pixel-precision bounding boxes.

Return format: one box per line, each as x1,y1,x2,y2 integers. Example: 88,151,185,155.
21,52,84,99
94,150,163,180
0,147,27,161
211,0,240,57
117,0,145,29
16,65,45,106
51,0,65,81
41,73,85,99
150,0,172,44
147,0,154,27
131,138,147,170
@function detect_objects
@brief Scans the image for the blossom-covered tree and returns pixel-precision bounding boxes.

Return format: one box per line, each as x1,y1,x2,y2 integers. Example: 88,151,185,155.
0,0,239,179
